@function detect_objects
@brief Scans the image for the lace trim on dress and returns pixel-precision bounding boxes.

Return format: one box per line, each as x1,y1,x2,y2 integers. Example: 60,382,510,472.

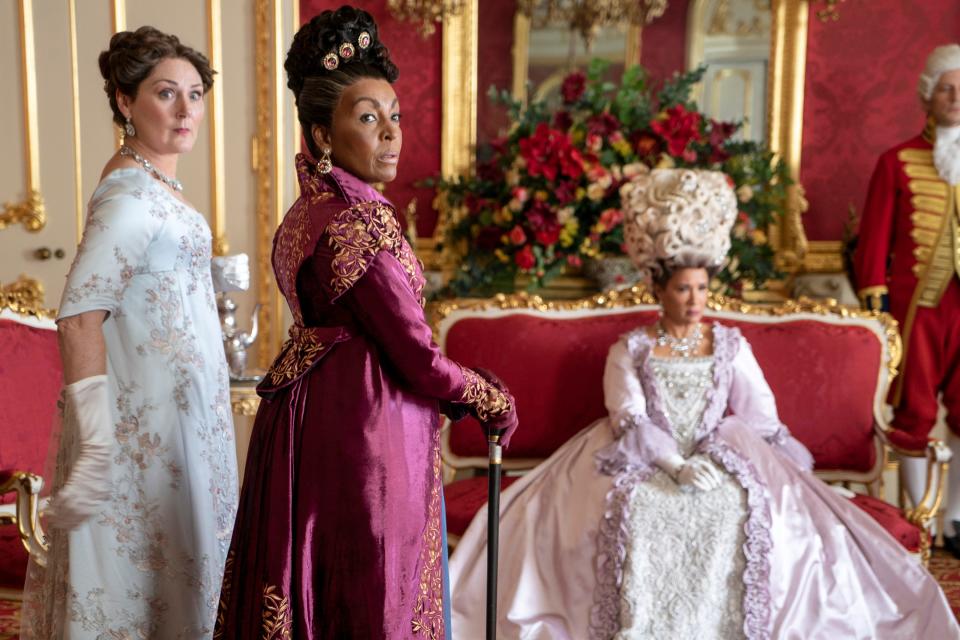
701,437,773,640
590,322,773,640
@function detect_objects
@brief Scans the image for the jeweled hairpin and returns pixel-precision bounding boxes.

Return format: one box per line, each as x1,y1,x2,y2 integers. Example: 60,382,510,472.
322,33,372,73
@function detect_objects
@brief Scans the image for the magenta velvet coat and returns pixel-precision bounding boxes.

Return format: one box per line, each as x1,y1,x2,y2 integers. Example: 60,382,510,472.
215,155,496,639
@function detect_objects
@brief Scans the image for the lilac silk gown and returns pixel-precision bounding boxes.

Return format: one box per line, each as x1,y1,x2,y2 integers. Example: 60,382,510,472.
449,324,960,639
214,155,503,639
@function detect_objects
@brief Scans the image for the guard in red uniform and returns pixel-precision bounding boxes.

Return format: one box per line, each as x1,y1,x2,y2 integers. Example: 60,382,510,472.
854,44,960,548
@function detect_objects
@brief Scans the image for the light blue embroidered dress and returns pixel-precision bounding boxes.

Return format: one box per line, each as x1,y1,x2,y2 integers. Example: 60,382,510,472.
22,168,238,639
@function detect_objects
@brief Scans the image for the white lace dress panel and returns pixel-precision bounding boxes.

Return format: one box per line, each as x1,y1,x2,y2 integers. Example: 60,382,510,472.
617,356,747,639
21,168,238,639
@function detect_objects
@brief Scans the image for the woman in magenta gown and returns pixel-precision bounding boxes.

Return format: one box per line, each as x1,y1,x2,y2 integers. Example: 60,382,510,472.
214,7,517,639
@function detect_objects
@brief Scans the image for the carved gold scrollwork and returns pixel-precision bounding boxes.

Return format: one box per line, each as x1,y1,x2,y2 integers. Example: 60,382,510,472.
0,275,54,319
0,190,46,232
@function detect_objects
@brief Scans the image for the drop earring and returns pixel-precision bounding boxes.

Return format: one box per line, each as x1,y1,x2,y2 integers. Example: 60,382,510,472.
317,147,333,175
124,116,136,137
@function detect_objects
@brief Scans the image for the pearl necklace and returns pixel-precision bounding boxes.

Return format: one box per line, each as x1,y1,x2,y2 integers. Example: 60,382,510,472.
119,145,183,192
655,321,704,358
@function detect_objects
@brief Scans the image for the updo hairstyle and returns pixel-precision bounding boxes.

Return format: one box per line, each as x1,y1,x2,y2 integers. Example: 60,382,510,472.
285,5,399,158
98,26,215,127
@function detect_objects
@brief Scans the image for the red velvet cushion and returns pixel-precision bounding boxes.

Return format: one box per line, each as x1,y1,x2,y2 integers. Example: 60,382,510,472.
445,312,882,473
725,319,881,473
0,317,61,590
849,494,923,553
444,476,521,537
446,311,658,459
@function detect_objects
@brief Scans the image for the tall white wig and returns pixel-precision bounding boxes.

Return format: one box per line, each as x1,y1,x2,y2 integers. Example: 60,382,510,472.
620,168,737,285
919,44,960,102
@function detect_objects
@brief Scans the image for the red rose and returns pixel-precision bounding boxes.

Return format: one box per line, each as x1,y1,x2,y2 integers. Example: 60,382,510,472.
561,71,587,104
519,123,584,182
553,110,573,131
651,105,703,157
708,119,737,163
586,112,621,137
509,225,527,245
534,225,561,247
633,132,661,157
515,245,536,269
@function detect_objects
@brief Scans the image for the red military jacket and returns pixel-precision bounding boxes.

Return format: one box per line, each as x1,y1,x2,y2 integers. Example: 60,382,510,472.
854,126,960,323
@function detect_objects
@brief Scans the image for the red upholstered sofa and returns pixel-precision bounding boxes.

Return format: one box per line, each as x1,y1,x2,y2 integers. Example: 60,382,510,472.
0,285,58,597
434,289,948,564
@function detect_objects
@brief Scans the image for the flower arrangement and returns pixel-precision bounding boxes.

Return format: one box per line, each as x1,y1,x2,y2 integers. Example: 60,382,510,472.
434,60,789,296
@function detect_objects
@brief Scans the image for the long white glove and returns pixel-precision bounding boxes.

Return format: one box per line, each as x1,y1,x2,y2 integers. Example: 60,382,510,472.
211,253,250,292
657,453,723,492
45,375,113,530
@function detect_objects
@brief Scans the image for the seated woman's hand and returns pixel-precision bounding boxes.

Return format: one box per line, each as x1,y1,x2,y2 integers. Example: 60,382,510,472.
675,456,723,492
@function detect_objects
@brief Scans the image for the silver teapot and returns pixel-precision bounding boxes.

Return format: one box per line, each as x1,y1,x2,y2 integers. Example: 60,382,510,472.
217,294,261,381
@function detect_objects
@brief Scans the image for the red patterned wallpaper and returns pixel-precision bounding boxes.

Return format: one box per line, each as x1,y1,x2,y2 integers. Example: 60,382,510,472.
477,0,517,149
799,0,960,241
300,0,442,235
640,0,690,85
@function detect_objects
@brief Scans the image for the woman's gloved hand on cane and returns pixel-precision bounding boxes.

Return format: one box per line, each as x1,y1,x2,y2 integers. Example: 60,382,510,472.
472,367,519,448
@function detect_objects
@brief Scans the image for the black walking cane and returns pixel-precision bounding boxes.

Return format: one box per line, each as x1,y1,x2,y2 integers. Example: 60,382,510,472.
486,431,502,640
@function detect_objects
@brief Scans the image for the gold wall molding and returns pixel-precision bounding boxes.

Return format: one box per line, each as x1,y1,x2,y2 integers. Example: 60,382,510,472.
111,0,126,149
254,0,275,369
766,0,809,274
4,0,46,234
68,0,83,241
441,0,478,180
208,0,228,256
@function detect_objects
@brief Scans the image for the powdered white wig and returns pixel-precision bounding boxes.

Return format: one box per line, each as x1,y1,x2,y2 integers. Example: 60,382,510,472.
620,168,737,284
919,44,960,101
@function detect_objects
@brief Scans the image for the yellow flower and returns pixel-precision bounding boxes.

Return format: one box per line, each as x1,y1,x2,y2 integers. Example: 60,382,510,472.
751,229,768,244
493,207,514,225
575,187,586,201
655,153,675,169
737,184,754,203
586,183,606,201
494,249,510,263
612,139,632,157
535,190,548,202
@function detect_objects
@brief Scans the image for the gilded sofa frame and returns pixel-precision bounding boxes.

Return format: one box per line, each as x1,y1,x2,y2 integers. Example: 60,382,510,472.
430,288,947,563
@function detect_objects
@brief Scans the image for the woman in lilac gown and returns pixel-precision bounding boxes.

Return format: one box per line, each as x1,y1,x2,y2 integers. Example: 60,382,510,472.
449,169,960,639
214,7,517,639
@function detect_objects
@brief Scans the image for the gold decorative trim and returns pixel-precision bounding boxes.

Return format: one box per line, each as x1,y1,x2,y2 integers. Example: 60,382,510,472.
4,0,46,234
208,0,228,256
767,0,809,274
254,0,275,370
0,275,54,319
271,0,287,366
441,1,478,180
802,239,843,272
111,0,126,149
230,389,261,416
1,190,45,232
261,585,293,639
431,285,901,378
67,0,83,241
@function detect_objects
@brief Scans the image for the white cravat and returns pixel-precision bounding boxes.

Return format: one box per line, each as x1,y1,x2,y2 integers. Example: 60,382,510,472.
933,124,960,186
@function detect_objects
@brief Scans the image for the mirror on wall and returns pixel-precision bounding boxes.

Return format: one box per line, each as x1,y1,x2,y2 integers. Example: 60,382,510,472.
475,0,772,149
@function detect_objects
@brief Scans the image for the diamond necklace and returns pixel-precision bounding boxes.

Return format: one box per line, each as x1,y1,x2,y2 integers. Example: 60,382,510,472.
119,145,183,192
655,321,704,358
